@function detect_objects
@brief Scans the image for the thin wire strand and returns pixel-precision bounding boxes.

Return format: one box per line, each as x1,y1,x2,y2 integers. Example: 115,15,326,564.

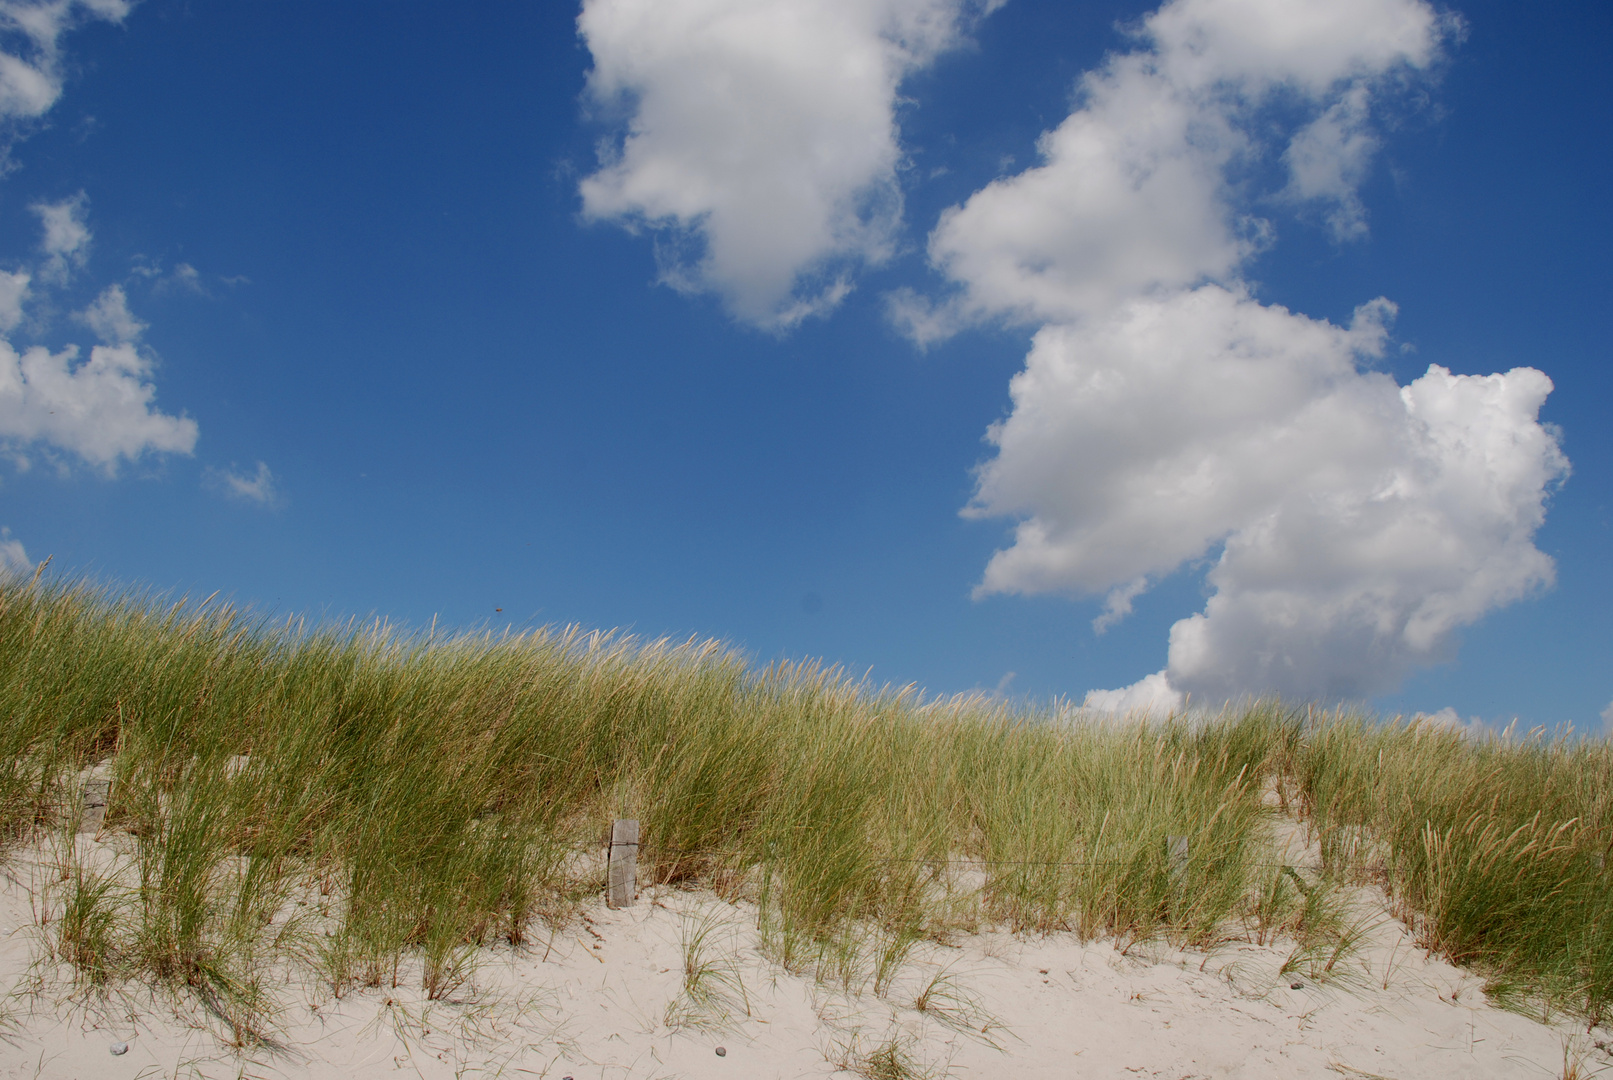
594,844,1331,872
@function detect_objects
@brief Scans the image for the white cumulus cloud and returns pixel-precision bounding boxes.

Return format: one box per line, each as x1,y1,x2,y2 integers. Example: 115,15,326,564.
913,0,1446,333
912,0,1564,706
968,289,1403,596
0,205,195,471
920,53,1250,329
1164,362,1564,702
578,0,999,329
0,339,198,471
1082,670,1182,718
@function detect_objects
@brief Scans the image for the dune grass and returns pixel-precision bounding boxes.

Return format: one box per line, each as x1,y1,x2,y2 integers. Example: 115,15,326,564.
1294,712,1613,1022
0,574,1607,1037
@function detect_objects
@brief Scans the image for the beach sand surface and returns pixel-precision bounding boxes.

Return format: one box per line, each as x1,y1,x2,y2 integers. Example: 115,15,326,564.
0,836,1605,1080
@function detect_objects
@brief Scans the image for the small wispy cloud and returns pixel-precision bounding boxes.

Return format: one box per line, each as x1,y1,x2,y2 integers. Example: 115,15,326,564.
205,461,280,506
31,191,90,284
1601,700,1613,736
75,283,145,343
1092,576,1148,634
155,261,206,296
131,258,212,296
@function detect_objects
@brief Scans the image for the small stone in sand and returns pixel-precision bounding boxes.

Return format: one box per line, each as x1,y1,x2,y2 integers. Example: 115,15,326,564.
110,1042,129,1056
1290,981,1304,990
715,1046,727,1057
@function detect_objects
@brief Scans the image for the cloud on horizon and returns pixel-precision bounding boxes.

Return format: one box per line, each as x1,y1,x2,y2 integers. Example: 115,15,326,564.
0,525,29,575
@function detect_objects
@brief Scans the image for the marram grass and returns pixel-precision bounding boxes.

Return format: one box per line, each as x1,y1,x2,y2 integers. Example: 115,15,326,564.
1294,713,1613,1022
0,575,1608,1037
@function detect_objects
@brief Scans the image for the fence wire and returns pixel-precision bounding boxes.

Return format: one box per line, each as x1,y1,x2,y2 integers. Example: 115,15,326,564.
591,842,1331,874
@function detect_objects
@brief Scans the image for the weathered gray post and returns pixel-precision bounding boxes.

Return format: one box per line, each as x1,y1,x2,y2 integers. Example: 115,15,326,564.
79,761,113,834
608,819,639,909
1166,835,1189,884
80,776,110,834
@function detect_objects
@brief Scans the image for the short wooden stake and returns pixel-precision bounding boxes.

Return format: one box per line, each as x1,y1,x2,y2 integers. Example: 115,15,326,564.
80,780,111,838
1166,835,1189,883
79,765,112,835
607,819,639,909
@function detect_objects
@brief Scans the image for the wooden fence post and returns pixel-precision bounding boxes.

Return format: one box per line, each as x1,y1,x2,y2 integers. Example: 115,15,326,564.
608,819,639,909
80,775,110,834
1166,835,1189,884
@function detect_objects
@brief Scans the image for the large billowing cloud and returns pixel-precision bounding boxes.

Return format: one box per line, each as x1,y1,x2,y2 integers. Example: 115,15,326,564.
577,0,1001,330
911,0,1567,710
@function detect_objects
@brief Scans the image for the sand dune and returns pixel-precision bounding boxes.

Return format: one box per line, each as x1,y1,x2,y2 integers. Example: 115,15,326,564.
0,838,1603,1080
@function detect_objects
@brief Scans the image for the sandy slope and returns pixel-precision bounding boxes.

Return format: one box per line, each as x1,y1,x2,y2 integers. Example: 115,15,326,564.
0,837,1607,1080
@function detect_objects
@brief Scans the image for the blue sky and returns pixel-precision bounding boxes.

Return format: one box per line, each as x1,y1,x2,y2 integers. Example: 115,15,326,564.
0,0,1606,728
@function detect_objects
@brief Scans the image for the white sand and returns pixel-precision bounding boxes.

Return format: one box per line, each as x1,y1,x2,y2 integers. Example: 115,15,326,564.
0,837,1606,1079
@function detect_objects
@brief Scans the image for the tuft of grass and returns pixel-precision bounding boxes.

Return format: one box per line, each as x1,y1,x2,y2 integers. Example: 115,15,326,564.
831,1029,937,1080
53,864,118,986
664,906,749,1030
911,962,1000,1045
1556,1034,1598,1080
859,1037,927,1080
1276,880,1377,988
